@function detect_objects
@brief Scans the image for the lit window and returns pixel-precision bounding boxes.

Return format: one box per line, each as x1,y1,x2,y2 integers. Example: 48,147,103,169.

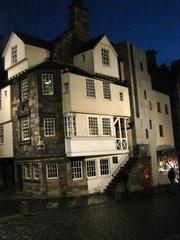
88,117,98,136
72,161,83,180
86,160,96,177
157,102,161,113
42,74,54,95
144,90,147,100
33,164,40,179
11,45,17,64
21,116,30,141
24,164,31,179
63,82,69,94
44,118,56,137
100,159,109,175
103,81,111,100
119,92,123,101
86,79,95,98
102,118,111,136
112,156,118,164
64,115,76,137
159,125,164,137
165,104,168,115
21,79,28,101
46,163,58,179
101,48,110,66
0,125,4,144
0,90,2,110
145,129,149,139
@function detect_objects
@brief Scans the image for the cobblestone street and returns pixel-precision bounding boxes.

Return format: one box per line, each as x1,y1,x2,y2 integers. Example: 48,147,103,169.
0,190,180,240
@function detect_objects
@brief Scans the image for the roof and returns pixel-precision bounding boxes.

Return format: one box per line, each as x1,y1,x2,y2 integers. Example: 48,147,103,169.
75,34,105,55
14,31,52,50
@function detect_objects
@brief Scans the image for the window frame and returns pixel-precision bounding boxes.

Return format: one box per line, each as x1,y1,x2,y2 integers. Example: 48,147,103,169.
86,78,96,98
103,81,111,100
159,125,164,137
32,164,40,180
86,159,96,178
24,164,31,179
21,79,29,102
88,116,99,136
72,161,83,180
102,117,111,136
11,45,17,64
100,158,110,176
42,73,54,96
157,102,161,113
44,117,56,137
64,114,77,137
0,124,4,144
165,104,169,115
119,92,124,101
46,163,58,179
21,116,30,141
101,48,110,66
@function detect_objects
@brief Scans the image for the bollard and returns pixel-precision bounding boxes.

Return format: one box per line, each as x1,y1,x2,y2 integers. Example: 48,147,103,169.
20,201,29,215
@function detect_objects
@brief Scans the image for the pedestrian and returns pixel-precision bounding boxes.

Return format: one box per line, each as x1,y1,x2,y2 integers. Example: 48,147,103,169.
168,167,176,195
119,169,129,194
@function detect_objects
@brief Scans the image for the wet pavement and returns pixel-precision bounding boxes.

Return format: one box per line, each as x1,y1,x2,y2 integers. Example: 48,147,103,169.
0,188,180,240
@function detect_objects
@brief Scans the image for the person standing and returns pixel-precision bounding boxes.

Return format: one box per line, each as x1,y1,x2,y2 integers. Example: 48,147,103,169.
168,167,176,195
119,169,129,194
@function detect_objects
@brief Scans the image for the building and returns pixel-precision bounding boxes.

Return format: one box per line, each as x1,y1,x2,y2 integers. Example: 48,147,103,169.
0,0,177,195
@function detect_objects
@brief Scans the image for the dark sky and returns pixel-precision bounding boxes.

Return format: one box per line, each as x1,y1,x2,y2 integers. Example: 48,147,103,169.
0,0,180,64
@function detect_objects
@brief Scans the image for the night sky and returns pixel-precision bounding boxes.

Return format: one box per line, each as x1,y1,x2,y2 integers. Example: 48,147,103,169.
0,0,179,64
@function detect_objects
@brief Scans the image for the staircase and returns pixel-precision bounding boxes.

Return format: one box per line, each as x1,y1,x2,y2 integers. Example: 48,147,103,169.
105,157,138,196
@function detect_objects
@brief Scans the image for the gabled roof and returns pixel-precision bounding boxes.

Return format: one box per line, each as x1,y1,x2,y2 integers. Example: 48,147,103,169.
14,31,51,50
75,34,105,55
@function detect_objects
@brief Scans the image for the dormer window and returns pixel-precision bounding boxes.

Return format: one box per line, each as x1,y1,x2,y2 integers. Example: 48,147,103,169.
11,45,17,64
42,73,54,95
101,48,110,66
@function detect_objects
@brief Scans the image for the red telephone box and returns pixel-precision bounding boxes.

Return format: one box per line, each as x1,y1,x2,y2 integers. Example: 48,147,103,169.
143,165,151,189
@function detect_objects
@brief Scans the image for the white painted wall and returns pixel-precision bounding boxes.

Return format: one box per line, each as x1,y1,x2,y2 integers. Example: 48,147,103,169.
73,50,94,73
93,36,120,78
0,122,13,158
3,33,25,71
62,73,130,117
0,85,11,123
26,44,49,70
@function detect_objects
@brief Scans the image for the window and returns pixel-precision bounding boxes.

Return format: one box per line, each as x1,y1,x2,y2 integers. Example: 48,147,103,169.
86,79,95,98
72,161,83,180
119,92,123,101
46,163,58,179
64,115,76,137
145,129,149,139
112,156,118,164
140,61,143,71
102,118,111,136
63,82,69,94
103,81,111,100
11,45,17,64
157,102,161,113
101,48,110,66
44,118,56,137
33,164,40,179
42,73,54,95
144,90,147,100
100,159,109,175
0,90,2,110
149,101,152,111
165,104,168,115
159,125,164,137
149,119,152,129
86,160,96,177
4,90,7,97
81,53,86,62
24,164,31,179
0,125,4,144
88,117,98,135
21,79,28,101
21,116,30,141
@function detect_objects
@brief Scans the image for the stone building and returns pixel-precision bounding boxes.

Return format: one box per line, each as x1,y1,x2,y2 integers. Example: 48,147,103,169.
0,0,177,195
